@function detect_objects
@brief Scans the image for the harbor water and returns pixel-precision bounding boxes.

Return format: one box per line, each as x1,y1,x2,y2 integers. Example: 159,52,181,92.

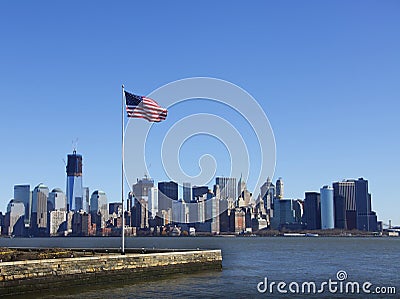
1,237,399,298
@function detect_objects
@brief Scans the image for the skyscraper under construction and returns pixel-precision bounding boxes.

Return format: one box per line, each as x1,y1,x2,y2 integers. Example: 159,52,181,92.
66,150,83,212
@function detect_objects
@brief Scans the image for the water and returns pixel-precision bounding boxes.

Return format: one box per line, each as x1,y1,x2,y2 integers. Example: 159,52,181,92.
1,237,399,298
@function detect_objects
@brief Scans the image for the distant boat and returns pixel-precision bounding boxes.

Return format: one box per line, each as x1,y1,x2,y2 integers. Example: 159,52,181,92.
283,233,305,237
283,233,319,237
305,233,319,237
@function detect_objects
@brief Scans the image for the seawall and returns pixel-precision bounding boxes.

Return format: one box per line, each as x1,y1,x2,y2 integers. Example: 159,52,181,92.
0,249,222,296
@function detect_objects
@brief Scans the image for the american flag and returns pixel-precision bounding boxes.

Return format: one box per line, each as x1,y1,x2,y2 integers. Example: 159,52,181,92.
125,91,167,122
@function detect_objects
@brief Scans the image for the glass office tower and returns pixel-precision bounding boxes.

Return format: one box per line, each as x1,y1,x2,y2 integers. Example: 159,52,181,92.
66,150,83,211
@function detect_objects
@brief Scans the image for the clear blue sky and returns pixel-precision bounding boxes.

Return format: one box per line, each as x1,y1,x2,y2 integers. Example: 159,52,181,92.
0,1,399,224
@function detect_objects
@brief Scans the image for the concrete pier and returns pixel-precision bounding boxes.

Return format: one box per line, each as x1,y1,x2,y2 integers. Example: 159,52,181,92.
0,249,222,296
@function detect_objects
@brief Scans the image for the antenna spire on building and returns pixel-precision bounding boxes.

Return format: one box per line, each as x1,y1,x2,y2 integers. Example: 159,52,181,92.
72,138,79,154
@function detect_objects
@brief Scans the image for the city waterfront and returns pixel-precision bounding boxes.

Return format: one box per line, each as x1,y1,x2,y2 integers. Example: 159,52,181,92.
1,237,399,298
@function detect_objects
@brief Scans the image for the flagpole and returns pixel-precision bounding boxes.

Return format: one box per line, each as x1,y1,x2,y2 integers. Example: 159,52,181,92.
121,84,125,255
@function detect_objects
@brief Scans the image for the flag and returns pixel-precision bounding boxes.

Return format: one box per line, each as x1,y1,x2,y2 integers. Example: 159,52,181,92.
125,91,168,122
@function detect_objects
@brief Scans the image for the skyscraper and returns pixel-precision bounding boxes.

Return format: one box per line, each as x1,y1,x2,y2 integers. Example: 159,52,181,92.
90,190,108,229
237,174,246,198
132,175,154,202
109,202,123,216
48,188,67,211
158,181,178,211
187,200,199,223
6,200,25,236
333,180,357,230
260,177,271,200
229,208,246,234
49,210,66,236
270,198,297,230
354,178,377,231
261,178,275,219
133,197,149,229
172,199,186,224
276,177,284,199
66,150,83,211
320,186,334,229
82,187,90,213
13,185,31,228
208,184,221,234
148,187,159,219
304,192,321,230
192,186,209,200
237,175,251,207
333,178,378,231
182,182,192,203
219,197,229,232
215,177,236,204
32,183,49,235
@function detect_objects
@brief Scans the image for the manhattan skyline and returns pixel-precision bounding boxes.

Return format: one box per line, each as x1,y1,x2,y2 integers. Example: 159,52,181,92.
0,1,399,224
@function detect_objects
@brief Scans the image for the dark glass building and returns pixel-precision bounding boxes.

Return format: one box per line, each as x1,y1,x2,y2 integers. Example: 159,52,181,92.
354,178,377,231
333,178,378,231
219,198,229,232
333,180,356,229
303,192,321,230
109,202,122,216
13,184,31,228
192,186,209,200
158,181,178,211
